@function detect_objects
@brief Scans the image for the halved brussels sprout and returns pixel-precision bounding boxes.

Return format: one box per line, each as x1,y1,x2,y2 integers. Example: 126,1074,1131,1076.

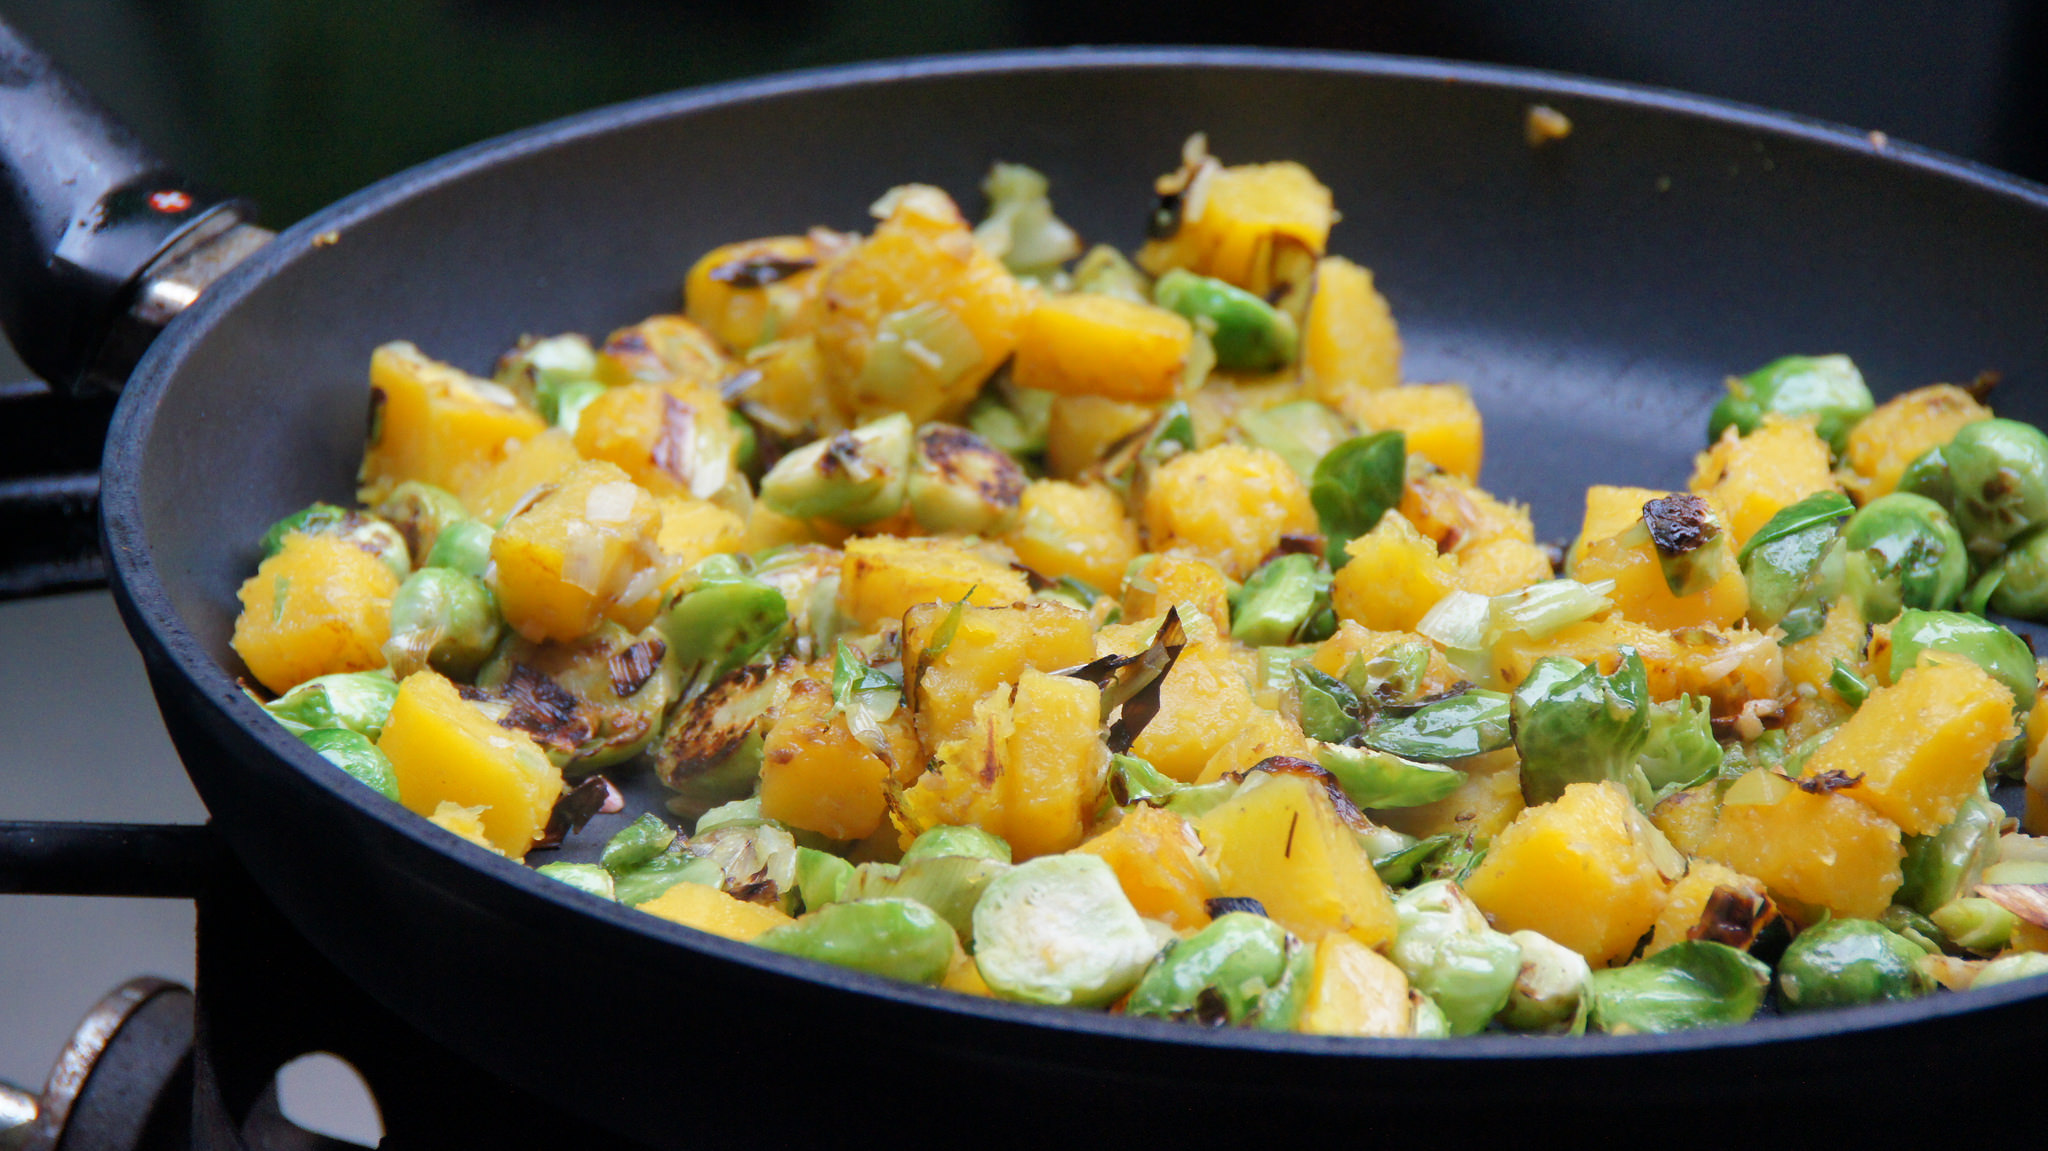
971,854,1161,1007
476,620,680,773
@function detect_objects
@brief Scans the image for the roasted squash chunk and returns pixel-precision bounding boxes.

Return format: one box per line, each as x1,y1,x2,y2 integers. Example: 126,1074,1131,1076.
1839,383,1991,502
1128,639,1259,783
1340,383,1483,481
685,234,832,354
1123,553,1234,635
837,536,1032,632
1701,768,1904,921
1569,492,1749,630
1302,255,1401,402
1331,511,1459,632
1299,933,1414,1037
1689,416,1838,546
358,341,546,504
1141,444,1317,580
572,380,742,505
903,601,1096,752
489,460,662,643
1076,805,1222,931
457,428,585,529
1645,861,1773,957
1044,394,1159,480
376,670,562,859
1801,657,2016,835
1138,157,1334,297
759,676,920,841
592,314,734,391
1196,769,1398,947
1013,293,1194,403
1002,480,1142,593
639,881,795,941
232,533,401,694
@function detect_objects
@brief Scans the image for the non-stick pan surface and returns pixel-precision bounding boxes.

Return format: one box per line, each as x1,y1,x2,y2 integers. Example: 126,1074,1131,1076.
99,49,2048,1142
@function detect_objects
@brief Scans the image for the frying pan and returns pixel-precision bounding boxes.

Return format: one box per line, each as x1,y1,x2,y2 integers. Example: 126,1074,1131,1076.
10,22,2048,1143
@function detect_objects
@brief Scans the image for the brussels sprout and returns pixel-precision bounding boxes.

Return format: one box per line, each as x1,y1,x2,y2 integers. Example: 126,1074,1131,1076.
1108,752,1183,808
1230,553,1333,647
841,855,1009,940
475,620,681,772
973,162,1083,278
1389,881,1522,1036
1588,941,1771,1033
1776,917,1934,1011
906,422,1026,535
1738,491,1852,640
972,855,1162,1007
1310,431,1405,559
794,847,857,912
693,796,768,835
1945,418,2048,555
261,502,411,579
1967,951,2048,990
1986,525,2048,620
1340,642,1434,707
751,546,846,655
1875,905,1947,955
264,670,400,739
685,822,802,911
423,518,495,578
1293,666,1365,744
612,851,725,906
1236,400,1359,481
756,898,959,985
1409,995,1452,1039
1371,833,1453,887
1898,788,2005,915
494,332,599,406
1362,689,1514,763
1318,745,1467,809
759,412,915,524
1841,492,1969,620
371,481,469,562
1887,610,2036,718
1126,912,1313,1030
1512,652,1652,807
1896,444,1956,511
659,556,790,692
297,728,400,801
901,825,1014,866
967,369,1056,460
383,567,504,681
1498,930,1593,1034
1071,243,1150,304
601,812,679,873
1708,354,1873,454
1930,897,2017,953
1152,268,1299,372
1636,695,1721,798
535,861,616,901
655,662,779,817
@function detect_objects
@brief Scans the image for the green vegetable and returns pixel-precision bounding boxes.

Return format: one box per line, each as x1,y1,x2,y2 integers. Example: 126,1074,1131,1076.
1945,418,2048,556
1896,444,1956,510
370,481,467,562
297,728,400,801
1633,493,1730,598
1071,243,1150,304
758,412,915,524
264,670,399,739
1636,695,1721,798
1388,881,1521,1036
493,332,599,409
658,556,790,694
906,422,1026,535
422,519,495,578
841,855,1009,939
971,855,1162,1007
1930,897,2017,953
1775,917,1934,1011
540,379,607,434
1230,553,1333,647
612,851,723,906
1292,666,1365,744
1340,642,1433,706
901,825,1014,866
1738,491,1851,641
1986,525,2048,619
1875,905,1946,955
474,621,680,772
685,823,802,912
1887,610,2035,718
1897,788,2004,915
261,502,411,579
1708,354,1873,454
967,370,1056,459
1108,753,1183,808
1498,930,1592,1034
1236,400,1359,481
1828,661,1872,707
972,162,1082,278
831,640,905,770
856,304,984,409
1967,951,2048,989
1318,744,1466,809
1588,941,1771,1032
601,813,679,873
1841,492,1969,621
794,847,857,912
1511,652,1652,807
1152,268,1299,372
1126,912,1312,1030
1362,689,1513,763
1310,430,1405,560
756,898,958,984
534,862,616,901
1371,833,1452,887
654,662,776,818
382,567,504,681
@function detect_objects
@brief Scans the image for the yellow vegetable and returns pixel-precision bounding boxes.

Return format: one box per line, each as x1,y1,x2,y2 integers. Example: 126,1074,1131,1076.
1302,256,1401,402
1002,480,1142,593
357,341,546,504
1701,768,1904,922
1308,621,1463,697
902,601,1097,753
1123,553,1234,636
1141,444,1318,579
1369,747,1525,840
1138,155,1334,297
1331,511,1459,632
376,670,562,860
1569,495,1749,630
1194,707,1318,784
572,380,742,504
685,234,832,353
758,676,920,841
1645,861,1773,957
1128,639,1259,783
1075,805,1221,932
1801,658,2016,836
231,533,400,694
1013,293,1194,403
1196,768,1398,948
1649,784,1722,858
639,882,795,942
836,536,1032,633
1340,383,1483,481
1689,416,1838,546
1298,934,1414,1038
457,428,585,528
489,460,662,643
593,314,734,391
1840,383,1991,502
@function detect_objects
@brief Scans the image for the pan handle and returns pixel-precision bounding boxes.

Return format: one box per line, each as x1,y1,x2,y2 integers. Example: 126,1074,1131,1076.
0,17,268,396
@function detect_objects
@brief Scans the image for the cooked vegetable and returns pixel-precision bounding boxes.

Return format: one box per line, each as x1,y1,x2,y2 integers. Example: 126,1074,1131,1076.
1840,492,1970,621
298,728,401,801
1775,917,1934,1011
1944,418,2048,555
1387,881,1521,1036
1588,942,1771,1033
263,671,400,739
1126,912,1311,1029
971,854,1160,1007
1311,430,1405,560
1152,268,1299,372
382,567,504,681
756,898,958,984
1708,354,1873,454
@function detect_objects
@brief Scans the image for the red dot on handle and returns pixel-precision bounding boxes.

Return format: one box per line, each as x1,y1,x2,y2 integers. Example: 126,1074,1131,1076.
148,189,193,214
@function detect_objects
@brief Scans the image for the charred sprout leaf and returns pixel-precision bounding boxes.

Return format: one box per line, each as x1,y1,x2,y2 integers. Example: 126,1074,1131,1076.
1390,881,1522,1036
972,854,1161,1007
1841,492,1970,621
1739,491,1851,639
832,641,905,771
654,661,777,818
1061,609,1186,750
1152,269,1299,372
1898,788,2004,915
1888,610,2036,719
1421,834,1489,885
901,824,1013,866
843,855,1009,940
1588,941,1771,1033
1108,753,1182,808
1311,431,1405,559
1362,689,1513,762
1071,243,1151,304
907,422,1027,535
474,623,679,773
1775,918,1934,1012
1635,695,1720,798
759,412,915,524
1372,833,1453,887
794,847,856,912
371,481,467,563
297,729,400,802
1930,897,2018,953
537,775,614,849
660,556,790,695
535,862,616,901
973,162,1083,278
1709,354,1873,454
1206,897,1270,919
756,898,959,985
1512,652,1652,807
601,812,679,874
383,568,504,681
1318,745,1466,809
1293,665,1365,744
1126,913,1312,1031
1628,493,1726,598
1829,660,1872,708
1499,930,1593,1034
265,671,399,739
1230,553,1333,647
687,823,801,910
694,796,768,835
1235,400,1358,481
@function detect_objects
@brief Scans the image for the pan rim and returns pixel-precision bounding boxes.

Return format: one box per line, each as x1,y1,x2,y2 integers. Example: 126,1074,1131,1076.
99,44,2048,1066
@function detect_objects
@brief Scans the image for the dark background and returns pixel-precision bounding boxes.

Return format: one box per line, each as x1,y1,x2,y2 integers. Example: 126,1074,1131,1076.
2,0,2044,229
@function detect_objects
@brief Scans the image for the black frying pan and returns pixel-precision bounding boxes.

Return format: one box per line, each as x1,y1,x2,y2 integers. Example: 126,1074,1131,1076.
10,24,2048,1145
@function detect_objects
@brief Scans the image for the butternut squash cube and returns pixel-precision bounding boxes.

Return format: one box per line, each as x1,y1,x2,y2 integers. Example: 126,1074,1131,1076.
759,677,920,841
1075,805,1221,932
489,460,661,643
1299,933,1414,1037
1465,781,1675,966
1649,784,1722,858
1195,707,1319,784
1569,492,1749,630
1331,511,1459,633
1399,470,1535,554
903,601,1097,752
1340,383,1483,481
1701,768,1904,921
593,314,734,391
685,235,830,354
639,881,795,942
1138,161,1334,297
1645,861,1772,957
1456,537,1556,596
1128,639,1259,783
1801,658,2017,835
1013,293,1194,403
837,536,1032,632
1308,621,1463,697
1044,394,1158,480
1494,617,1788,716
1840,383,1991,502
1123,552,1234,635
1002,480,1142,593
1196,770,1399,947
1141,444,1317,579
377,670,562,859
357,341,546,504
737,335,839,439
572,380,741,504
653,495,748,571
1302,256,1401,402
457,428,584,528
1689,416,1839,546
232,533,401,694
1568,484,1666,573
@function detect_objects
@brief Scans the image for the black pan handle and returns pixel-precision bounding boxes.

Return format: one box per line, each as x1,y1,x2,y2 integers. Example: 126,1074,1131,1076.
0,821,225,898
0,17,265,396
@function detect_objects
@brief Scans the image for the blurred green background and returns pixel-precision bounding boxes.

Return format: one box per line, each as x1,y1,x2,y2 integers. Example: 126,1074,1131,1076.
2,0,2043,228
